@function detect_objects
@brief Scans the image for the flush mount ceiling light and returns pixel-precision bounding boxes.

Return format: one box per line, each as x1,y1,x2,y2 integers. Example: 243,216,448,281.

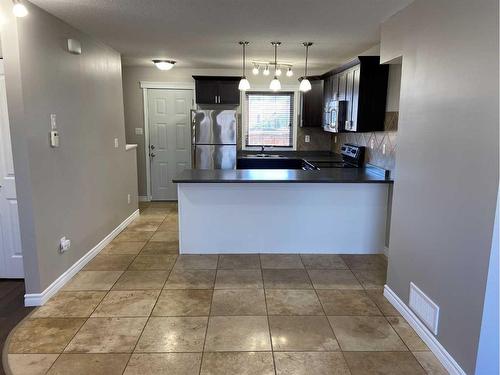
12,0,28,17
269,42,282,91
299,42,313,92
238,41,251,91
152,59,176,70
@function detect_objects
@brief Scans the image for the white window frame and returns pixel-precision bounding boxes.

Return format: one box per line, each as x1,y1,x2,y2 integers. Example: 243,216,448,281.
241,84,299,151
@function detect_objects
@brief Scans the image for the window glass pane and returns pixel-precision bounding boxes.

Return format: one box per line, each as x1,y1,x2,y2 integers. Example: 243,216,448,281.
246,92,293,147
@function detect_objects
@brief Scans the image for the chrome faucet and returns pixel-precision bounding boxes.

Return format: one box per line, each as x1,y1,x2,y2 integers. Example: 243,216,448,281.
260,145,265,152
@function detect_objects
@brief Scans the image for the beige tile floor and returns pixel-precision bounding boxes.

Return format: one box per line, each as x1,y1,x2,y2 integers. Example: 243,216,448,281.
5,202,449,375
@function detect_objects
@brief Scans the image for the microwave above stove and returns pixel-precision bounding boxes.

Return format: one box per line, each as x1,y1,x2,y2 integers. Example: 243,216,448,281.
323,100,347,133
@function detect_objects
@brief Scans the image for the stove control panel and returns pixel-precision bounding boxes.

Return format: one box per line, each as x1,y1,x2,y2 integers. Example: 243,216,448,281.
340,144,365,165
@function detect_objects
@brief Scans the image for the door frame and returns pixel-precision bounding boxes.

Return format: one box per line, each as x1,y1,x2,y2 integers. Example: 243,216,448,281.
140,81,195,201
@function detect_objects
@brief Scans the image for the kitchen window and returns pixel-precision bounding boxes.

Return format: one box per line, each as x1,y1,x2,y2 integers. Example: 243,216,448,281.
244,91,295,149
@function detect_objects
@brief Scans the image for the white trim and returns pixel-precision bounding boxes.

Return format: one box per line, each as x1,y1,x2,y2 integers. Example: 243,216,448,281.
241,84,299,151
138,195,150,202
383,285,466,375
383,246,389,257
140,81,194,90
143,88,151,199
24,209,140,307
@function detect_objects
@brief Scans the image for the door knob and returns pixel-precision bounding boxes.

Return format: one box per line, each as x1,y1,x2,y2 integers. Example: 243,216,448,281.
150,145,155,150
150,153,156,158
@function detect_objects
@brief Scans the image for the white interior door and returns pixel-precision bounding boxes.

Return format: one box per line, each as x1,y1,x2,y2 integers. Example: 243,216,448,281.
148,89,193,200
0,62,23,278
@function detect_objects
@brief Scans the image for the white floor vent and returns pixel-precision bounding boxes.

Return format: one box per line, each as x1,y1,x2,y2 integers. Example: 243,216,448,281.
409,282,440,335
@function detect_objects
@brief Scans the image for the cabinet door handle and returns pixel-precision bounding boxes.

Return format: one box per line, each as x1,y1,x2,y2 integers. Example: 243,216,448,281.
215,95,217,104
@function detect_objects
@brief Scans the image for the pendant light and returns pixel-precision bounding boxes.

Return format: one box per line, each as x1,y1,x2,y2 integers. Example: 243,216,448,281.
252,64,259,75
286,67,294,77
269,42,281,91
263,65,270,76
12,0,28,17
238,41,251,91
299,42,313,92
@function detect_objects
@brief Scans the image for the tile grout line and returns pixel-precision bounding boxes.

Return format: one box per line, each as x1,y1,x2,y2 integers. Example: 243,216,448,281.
198,258,217,375
259,254,278,375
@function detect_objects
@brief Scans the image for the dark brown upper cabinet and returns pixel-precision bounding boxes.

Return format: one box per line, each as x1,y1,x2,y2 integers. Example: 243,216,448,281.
300,78,324,127
322,56,389,133
193,76,241,105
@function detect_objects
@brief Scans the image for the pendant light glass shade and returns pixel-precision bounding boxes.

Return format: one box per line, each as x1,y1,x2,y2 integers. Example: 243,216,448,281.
238,41,251,91
299,78,312,92
275,67,282,76
13,1,28,17
252,65,259,75
263,65,270,76
286,67,294,77
300,42,313,92
238,77,251,91
269,77,281,91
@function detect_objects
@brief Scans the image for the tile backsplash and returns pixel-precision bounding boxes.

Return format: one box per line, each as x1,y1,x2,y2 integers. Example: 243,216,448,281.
332,112,398,174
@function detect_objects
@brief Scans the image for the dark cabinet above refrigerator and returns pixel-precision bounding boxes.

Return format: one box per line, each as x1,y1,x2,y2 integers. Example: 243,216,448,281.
322,56,389,133
193,76,241,105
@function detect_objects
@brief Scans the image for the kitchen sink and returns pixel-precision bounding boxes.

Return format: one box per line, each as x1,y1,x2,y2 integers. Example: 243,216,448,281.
253,154,285,158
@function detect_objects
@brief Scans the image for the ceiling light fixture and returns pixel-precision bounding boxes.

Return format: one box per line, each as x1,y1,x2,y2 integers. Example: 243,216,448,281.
263,65,270,76
238,41,251,91
286,67,294,77
252,64,259,75
269,42,281,91
299,42,313,92
12,0,28,17
153,59,176,70
275,66,282,77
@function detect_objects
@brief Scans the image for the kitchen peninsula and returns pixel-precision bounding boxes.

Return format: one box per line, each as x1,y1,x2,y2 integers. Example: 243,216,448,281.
173,150,393,255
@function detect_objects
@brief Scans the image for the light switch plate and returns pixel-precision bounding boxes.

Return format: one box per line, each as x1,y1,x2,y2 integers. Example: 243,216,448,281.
114,138,119,148
305,135,310,143
135,128,143,135
370,139,375,149
382,143,386,154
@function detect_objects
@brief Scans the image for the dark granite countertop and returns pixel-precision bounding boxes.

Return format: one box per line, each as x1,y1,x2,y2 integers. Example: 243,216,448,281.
173,166,393,184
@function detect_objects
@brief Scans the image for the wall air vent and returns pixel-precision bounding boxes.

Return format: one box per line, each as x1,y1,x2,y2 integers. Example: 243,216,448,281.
409,282,440,335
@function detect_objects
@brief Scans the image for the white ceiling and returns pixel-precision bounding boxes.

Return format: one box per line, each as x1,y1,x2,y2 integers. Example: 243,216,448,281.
30,0,412,72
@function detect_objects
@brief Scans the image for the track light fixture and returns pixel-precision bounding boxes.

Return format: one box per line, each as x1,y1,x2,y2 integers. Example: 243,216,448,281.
12,0,28,17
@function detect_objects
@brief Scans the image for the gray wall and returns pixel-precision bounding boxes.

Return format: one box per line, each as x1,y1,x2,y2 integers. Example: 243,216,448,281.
122,66,330,196
381,1,499,373
0,1,138,294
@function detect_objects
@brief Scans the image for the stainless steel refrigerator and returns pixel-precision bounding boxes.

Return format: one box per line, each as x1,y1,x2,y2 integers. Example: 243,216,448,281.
192,110,237,169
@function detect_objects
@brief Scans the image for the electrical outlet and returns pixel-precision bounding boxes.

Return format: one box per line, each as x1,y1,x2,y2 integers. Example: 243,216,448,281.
334,136,337,144
370,138,375,149
127,194,131,204
305,135,310,143
59,237,71,253
114,138,119,148
382,143,386,155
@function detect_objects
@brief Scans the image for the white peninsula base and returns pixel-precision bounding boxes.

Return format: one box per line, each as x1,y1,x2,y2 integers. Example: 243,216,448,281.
177,183,390,254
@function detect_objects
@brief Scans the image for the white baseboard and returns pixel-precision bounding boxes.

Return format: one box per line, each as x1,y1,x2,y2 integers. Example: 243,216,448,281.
138,196,150,202
24,209,140,307
383,285,466,375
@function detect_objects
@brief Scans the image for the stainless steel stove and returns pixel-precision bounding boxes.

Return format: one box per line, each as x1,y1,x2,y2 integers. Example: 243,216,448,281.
313,144,365,169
